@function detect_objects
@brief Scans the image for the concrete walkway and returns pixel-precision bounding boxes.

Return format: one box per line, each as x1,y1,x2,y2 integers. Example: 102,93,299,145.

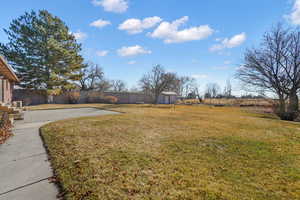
0,108,118,200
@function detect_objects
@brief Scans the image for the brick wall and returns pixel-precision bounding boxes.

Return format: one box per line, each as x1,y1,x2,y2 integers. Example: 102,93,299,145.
0,79,14,104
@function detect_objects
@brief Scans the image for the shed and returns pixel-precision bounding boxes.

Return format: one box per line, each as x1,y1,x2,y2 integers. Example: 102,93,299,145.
0,56,19,104
158,91,178,104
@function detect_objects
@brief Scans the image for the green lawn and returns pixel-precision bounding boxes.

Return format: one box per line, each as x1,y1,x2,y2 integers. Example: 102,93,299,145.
40,104,300,200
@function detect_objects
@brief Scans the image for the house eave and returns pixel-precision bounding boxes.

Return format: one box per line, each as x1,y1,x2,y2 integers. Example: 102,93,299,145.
0,55,20,83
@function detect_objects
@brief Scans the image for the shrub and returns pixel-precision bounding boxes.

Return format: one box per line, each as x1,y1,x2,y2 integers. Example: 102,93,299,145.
176,100,183,104
87,92,104,103
86,92,118,104
103,96,118,104
272,102,299,121
67,92,80,104
185,99,200,104
176,99,200,105
0,112,12,144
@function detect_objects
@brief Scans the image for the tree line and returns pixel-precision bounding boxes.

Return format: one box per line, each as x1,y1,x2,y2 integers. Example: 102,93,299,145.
1,10,300,121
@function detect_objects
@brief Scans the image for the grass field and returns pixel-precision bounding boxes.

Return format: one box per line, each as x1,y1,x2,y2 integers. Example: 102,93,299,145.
40,104,300,200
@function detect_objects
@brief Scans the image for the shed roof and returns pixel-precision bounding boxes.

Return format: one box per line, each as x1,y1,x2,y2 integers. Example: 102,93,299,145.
161,91,178,96
0,55,19,82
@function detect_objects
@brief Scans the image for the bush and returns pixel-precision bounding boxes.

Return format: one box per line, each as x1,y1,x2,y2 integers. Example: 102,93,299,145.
103,96,118,104
272,102,299,121
86,93,118,104
87,92,103,103
0,112,12,144
177,99,200,105
67,92,80,104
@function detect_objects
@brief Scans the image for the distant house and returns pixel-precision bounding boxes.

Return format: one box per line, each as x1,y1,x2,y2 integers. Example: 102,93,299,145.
0,56,19,104
158,91,178,104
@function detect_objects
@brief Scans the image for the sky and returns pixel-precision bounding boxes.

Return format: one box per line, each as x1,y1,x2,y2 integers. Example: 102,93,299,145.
0,0,299,94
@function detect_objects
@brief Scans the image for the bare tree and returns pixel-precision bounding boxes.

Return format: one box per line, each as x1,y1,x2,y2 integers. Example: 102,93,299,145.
223,79,232,98
96,79,111,92
80,62,104,90
111,80,127,92
139,65,177,104
190,80,203,102
175,76,196,97
236,24,300,121
204,83,220,98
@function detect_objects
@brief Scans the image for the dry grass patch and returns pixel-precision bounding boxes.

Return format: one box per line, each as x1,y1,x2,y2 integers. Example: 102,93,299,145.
202,98,272,107
41,105,300,200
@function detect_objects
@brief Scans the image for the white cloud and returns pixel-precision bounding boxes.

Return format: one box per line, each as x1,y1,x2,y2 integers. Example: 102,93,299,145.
117,45,151,57
150,16,214,44
191,74,208,79
119,16,162,34
288,0,300,25
210,32,246,52
223,33,247,48
92,0,128,13
128,60,136,64
96,50,109,56
71,30,88,41
90,19,111,28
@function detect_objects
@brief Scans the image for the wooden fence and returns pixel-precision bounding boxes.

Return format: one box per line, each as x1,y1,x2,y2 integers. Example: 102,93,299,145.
13,89,153,105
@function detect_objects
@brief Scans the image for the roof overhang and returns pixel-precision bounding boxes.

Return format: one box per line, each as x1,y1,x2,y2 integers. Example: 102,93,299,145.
0,55,19,83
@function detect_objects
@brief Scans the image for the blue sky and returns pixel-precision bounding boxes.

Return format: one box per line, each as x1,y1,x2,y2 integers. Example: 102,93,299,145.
0,0,298,94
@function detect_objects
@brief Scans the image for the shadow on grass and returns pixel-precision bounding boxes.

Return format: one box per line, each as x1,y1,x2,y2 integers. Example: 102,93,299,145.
257,114,279,120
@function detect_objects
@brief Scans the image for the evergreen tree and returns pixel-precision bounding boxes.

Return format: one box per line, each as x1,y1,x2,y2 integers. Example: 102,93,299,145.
0,10,84,95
